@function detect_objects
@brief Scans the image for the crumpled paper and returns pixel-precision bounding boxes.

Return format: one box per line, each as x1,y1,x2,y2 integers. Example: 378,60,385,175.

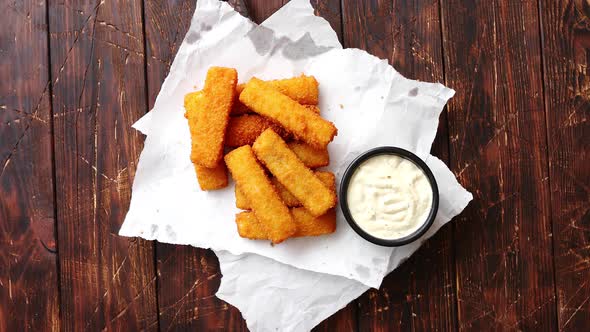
216,154,471,331
122,0,472,330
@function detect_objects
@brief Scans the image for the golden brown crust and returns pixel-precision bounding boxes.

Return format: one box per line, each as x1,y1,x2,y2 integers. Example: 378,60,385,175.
225,146,296,243
184,91,228,190
270,178,301,207
236,171,334,210
252,129,336,216
235,211,268,240
266,75,319,105
191,67,237,168
194,163,228,190
240,78,336,148
230,77,319,115
225,114,292,147
184,91,202,119
291,208,336,237
234,185,249,210
235,208,336,240
287,141,330,168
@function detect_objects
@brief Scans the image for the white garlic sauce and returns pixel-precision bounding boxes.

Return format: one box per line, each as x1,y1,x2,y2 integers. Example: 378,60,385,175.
346,154,433,239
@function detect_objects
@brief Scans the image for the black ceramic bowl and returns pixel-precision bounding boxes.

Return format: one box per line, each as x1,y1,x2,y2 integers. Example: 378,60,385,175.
339,147,439,247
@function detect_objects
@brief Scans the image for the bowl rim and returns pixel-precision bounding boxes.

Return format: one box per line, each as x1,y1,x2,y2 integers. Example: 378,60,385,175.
339,146,439,247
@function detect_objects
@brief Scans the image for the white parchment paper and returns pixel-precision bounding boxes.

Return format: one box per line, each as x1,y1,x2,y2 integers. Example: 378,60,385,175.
121,0,472,330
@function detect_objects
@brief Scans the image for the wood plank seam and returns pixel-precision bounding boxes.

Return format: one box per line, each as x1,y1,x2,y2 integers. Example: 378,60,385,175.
1,0,61,329
139,0,162,330
45,0,64,328
535,0,560,331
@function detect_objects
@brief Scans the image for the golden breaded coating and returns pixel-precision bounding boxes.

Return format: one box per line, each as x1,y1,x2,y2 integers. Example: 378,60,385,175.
231,78,319,115
184,91,228,190
292,208,336,237
235,212,268,240
184,91,202,119
225,146,296,243
194,163,228,190
252,129,336,216
304,105,320,113
235,208,336,240
271,171,335,207
192,67,237,168
240,78,337,148
271,178,300,207
266,75,319,105
315,171,336,189
236,171,334,209
235,185,249,210
187,89,249,117
235,76,317,106
225,114,292,147
230,101,319,117
288,141,330,168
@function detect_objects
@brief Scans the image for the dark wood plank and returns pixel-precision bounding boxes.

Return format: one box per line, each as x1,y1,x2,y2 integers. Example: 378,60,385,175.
144,0,196,110
0,1,60,330
441,0,557,330
156,244,246,330
49,0,158,330
539,0,590,330
342,0,456,330
310,0,343,44
248,0,285,23
142,0,247,329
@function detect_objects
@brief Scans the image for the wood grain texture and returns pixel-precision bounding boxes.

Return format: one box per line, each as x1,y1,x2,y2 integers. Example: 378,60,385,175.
49,0,158,330
539,0,590,330
248,0,286,23
143,0,247,330
342,0,457,330
310,0,343,43
0,1,60,331
441,0,557,330
156,245,247,331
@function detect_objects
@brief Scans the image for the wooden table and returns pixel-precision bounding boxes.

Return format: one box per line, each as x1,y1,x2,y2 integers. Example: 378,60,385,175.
1,0,588,330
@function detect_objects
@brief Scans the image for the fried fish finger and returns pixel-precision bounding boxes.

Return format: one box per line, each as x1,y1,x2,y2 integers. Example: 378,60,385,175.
304,105,320,114
192,67,237,168
236,171,334,209
225,146,295,243
184,91,202,118
264,75,319,105
240,78,337,148
194,163,228,190
184,91,228,190
231,76,318,116
287,141,329,168
252,129,336,216
271,171,335,207
235,208,336,240
225,114,292,147
234,184,249,210
292,208,336,237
